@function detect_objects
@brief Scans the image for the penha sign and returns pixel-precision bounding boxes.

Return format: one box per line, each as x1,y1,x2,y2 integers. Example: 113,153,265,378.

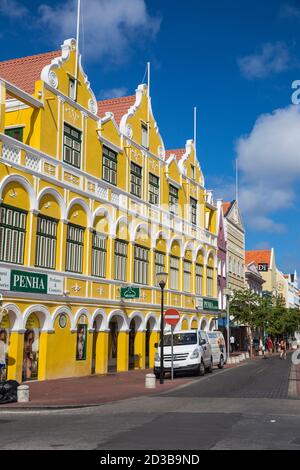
0,268,64,295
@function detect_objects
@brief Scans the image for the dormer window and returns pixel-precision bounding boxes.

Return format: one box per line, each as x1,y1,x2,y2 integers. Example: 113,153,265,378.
169,185,179,215
141,123,148,149
191,164,195,179
64,124,81,169
69,78,76,101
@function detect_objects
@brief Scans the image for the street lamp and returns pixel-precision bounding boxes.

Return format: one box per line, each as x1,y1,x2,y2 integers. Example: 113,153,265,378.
156,272,168,385
224,288,233,359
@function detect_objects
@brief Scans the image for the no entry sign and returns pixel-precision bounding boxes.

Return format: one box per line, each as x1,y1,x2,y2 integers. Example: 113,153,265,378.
164,309,180,326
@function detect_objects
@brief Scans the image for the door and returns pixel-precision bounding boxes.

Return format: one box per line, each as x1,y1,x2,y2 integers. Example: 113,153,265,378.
91,321,97,375
108,322,118,373
199,331,210,366
23,314,40,382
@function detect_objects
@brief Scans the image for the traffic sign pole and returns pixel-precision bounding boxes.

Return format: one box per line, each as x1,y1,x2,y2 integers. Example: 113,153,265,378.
171,325,175,381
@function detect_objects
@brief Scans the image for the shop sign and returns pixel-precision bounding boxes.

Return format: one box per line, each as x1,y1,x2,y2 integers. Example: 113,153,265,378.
196,297,219,312
0,269,64,295
258,263,269,272
120,287,140,299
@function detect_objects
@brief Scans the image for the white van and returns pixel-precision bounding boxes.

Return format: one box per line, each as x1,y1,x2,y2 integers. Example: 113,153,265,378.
154,329,213,378
206,331,227,369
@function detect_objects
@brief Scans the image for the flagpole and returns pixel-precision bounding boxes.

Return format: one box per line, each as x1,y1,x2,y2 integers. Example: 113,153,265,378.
75,0,81,98
194,107,197,152
147,61,151,149
236,158,239,205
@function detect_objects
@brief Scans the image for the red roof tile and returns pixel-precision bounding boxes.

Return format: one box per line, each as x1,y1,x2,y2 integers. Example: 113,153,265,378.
222,201,233,216
98,95,136,126
0,50,61,96
245,250,272,266
165,149,186,161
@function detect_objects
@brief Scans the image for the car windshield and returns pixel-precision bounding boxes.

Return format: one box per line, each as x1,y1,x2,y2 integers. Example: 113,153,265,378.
163,333,198,347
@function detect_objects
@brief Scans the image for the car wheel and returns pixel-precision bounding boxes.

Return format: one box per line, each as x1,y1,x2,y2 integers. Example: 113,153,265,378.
206,358,213,373
197,361,205,376
218,355,224,369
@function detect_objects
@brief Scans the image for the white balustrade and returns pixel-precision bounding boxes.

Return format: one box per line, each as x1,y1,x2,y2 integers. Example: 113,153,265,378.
25,152,41,172
2,143,21,164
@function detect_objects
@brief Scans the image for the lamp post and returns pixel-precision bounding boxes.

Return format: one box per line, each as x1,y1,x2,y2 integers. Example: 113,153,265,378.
156,272,168,385
224,288,233,359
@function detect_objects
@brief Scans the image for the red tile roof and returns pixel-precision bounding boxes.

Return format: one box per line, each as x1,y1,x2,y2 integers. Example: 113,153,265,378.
0,50,61,95
245,250,272,266
222,201,233,216
98,95,136,126
165,149,186,161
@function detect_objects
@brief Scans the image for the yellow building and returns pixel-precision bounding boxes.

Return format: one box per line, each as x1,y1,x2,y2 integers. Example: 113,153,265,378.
0,39,218,383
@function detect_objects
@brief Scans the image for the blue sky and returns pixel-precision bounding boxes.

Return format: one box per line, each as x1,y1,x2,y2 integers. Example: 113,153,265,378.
1,0,300,274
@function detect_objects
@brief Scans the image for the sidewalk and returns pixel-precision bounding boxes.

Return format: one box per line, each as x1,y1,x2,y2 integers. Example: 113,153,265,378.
0,361,247,410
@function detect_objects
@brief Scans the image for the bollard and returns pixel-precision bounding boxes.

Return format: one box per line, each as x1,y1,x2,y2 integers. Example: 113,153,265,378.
235,357,240,364
241,354,245,361
145,374,156,389
245,352,250,359
17,385,30,403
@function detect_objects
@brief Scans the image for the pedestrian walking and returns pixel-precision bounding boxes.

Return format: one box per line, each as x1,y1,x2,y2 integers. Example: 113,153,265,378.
267,336,273,355
230,335,235,353
280,340,287,360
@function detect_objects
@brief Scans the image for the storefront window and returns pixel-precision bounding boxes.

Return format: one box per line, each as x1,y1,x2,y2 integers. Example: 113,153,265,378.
22,314,40,382
76,324,87,361
0,315,10,382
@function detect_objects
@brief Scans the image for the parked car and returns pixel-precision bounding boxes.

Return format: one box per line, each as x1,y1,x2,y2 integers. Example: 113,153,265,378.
154,329,213,378
290,337,299,350
206,331,227,368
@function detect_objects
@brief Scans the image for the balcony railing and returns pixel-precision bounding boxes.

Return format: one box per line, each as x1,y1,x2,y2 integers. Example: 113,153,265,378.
0,133,217,248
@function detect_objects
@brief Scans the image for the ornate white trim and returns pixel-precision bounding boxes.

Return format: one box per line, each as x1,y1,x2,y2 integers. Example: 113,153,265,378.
41,38,98,116
119,84,166,160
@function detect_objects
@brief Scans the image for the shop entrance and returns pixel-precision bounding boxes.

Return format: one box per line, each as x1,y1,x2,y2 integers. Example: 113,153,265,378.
145,323,151,369
108,321,118,373
91,320,97,375
0,313,10,382
22,314,40,382
128,320,136,370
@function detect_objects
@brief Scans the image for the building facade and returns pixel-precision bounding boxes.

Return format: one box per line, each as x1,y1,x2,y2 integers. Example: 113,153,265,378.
216,200,227,311
244,257,265,295
0,39,219,382
222,201,245,293
283,272,299,310
245,249,278,296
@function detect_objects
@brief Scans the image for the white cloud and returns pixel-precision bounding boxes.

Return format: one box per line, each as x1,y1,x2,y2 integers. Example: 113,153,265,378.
236,105,300,232
280,4,300,19
0,0,28,18
37,0,161,64
238,42,290,80
99,87,128,100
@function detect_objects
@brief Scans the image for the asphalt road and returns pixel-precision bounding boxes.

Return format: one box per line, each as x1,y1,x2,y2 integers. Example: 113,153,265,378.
0,355,299,450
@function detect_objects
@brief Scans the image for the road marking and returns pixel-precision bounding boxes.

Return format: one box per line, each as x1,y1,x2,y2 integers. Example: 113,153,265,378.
157,362,249,395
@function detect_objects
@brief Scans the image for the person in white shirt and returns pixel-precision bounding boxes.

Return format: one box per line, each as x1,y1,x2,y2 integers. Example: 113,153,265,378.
230,335,235,353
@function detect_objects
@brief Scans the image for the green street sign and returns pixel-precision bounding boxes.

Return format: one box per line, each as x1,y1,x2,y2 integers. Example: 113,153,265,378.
11,270,47,294
203,298,219,312
120,287,140,300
